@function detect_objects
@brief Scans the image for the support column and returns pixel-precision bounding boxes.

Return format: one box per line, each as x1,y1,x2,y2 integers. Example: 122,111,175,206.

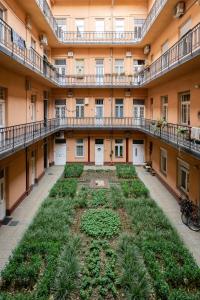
88,136,90,164
126,138,129,163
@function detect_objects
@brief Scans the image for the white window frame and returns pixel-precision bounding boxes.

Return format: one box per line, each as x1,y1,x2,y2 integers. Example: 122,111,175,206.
75,19,84,37
161,96,168,121
133,19,144,40
55,58,66,84
179,92,190,125
177,159,189,194
76,99,84,118
115,139,123,158
56,18,67,39
115,59,124,75
115,99,124,118
75,59,84,75
160,148,167,175
76,139,84,157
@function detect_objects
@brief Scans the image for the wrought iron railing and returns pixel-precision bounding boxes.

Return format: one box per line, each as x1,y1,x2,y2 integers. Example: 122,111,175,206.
0,17,60,84
35,0,167,44
139,23,200,84
0,117,200,158
0,118,60,156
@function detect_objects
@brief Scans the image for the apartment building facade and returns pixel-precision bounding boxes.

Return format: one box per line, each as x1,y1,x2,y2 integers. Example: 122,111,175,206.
0,0,200,221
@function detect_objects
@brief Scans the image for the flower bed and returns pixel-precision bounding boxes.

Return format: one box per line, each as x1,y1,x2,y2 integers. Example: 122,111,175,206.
64,163,84,178
116,164,137,179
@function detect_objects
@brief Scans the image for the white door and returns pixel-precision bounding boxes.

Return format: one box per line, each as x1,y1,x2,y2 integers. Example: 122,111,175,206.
0,170,5,221
115,19,124,38
133,104,145,125
76,19,84,38
31,96,36,122
95,19,104,38
55,105,66,125
95,143,104,166
133,142,144,165
54,142,67,165
96,59,104,84
95,99,104,125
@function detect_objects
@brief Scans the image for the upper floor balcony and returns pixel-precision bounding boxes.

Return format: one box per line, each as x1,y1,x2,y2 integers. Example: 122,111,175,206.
0,117,200,160
20,0,169,46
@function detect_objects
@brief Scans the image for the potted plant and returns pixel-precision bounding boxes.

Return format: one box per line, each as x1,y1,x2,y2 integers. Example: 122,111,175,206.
177,127,189,135
156,118,167,128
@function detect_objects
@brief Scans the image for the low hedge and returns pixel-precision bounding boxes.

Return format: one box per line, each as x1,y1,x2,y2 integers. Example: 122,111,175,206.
121,179,149,198
49,178,77,198
116,164,137,179
64,163,83,178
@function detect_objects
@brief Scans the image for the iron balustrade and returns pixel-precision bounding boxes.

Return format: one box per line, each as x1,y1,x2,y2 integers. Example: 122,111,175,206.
0,117,200,158
35,0,167,44
139,23,200,84
0,17,60,84
0,119,60,156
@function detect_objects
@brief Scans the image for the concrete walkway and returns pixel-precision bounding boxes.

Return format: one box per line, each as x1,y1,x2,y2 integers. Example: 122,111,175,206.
84,165,116,171
0,166,63,272
136,166,200,267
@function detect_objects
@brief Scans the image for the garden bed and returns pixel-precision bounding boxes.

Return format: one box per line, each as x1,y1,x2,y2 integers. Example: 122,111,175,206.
0,169,200,300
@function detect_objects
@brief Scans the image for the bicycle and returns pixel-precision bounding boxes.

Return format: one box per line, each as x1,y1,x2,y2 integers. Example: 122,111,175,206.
179,195,200,231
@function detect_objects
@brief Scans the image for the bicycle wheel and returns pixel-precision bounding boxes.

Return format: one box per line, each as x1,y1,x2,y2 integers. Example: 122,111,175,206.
181,212,188,226
188,216,200,232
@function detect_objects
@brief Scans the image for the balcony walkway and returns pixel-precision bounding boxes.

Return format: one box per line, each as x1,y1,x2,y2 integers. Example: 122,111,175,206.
136,166,200,267
0,165,64,272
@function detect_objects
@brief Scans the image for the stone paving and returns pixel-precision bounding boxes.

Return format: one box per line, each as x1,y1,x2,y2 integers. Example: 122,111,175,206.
136,166,200,267
0,166,63,272
84,165,116,171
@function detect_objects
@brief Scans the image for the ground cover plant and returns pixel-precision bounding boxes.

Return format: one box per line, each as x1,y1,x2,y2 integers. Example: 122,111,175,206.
1,167,200,300
116,164,137,178
49,178,77,198
64,163,84,178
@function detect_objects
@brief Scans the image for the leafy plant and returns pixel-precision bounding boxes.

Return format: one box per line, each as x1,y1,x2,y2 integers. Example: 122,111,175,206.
49,179,77,198
121,179,149,198
64,163,83,178
81,209,121,238
109,186,125,209
116,164,137,179
89,189,107,208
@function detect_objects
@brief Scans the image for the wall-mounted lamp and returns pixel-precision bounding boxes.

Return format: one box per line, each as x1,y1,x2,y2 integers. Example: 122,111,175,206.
194,84,200,89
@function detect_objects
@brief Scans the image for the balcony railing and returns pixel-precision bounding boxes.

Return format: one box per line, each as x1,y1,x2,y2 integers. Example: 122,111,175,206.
139,22,200,84
0,118,60,158
35,0,167,44
58,74,138,87
0,117,200,159
0,17,60,84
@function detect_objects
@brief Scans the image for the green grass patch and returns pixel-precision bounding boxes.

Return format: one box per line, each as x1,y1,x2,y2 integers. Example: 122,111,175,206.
49,178,77,198
116,164,137,179
125,198,200,299
121,179,149,198
64,163,84,178
81,209,121,239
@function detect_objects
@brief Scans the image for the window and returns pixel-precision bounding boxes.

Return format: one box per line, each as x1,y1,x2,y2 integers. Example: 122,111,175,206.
133,19,144,40
161,96,168,121
75,59,84,75
115,59,124,75
179,19,192,56
76,19,84,37
95,19,104,38
76,139,84,157
133,60,145,84
76,99,84,118
160,148,167,175
178,159,189,194
0,87,6,127
161,41,169,68
115,139,123,157
115,99,124,118
115,18,124,37
56,18,66,39
180,92,190,125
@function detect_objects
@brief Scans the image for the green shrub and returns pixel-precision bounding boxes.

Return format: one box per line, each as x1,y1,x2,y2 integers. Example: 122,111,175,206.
121,179,149,198
81,209,121,238
90,190,107,207
64,163,83,178
74,187,89,208
116,164,136,179
49,179,77,198
109,186,124,209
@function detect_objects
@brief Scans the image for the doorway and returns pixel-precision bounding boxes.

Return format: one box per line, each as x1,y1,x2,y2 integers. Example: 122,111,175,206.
0,169,5,221
132,140,144,165
54,139,67,165
31,151,36,186
95,139,104,166
44,142,48,169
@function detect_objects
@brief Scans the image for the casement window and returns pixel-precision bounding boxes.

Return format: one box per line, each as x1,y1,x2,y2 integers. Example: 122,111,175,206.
115,59,124,75
115,139,123,157
133,59,145,84
76,139,84,157
55,99,66,120
115,99,124,118
76,99,84,118
56,18,67,39
161,96,168,121
179,19,192,56
177,159,189,194
179,92,190,125
55,59,66,83
133,99,145,120
76,19,84,37
0,87,6,127
95,19,104,38
160,148,167,175
75,59,84,75
133,19,144,40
